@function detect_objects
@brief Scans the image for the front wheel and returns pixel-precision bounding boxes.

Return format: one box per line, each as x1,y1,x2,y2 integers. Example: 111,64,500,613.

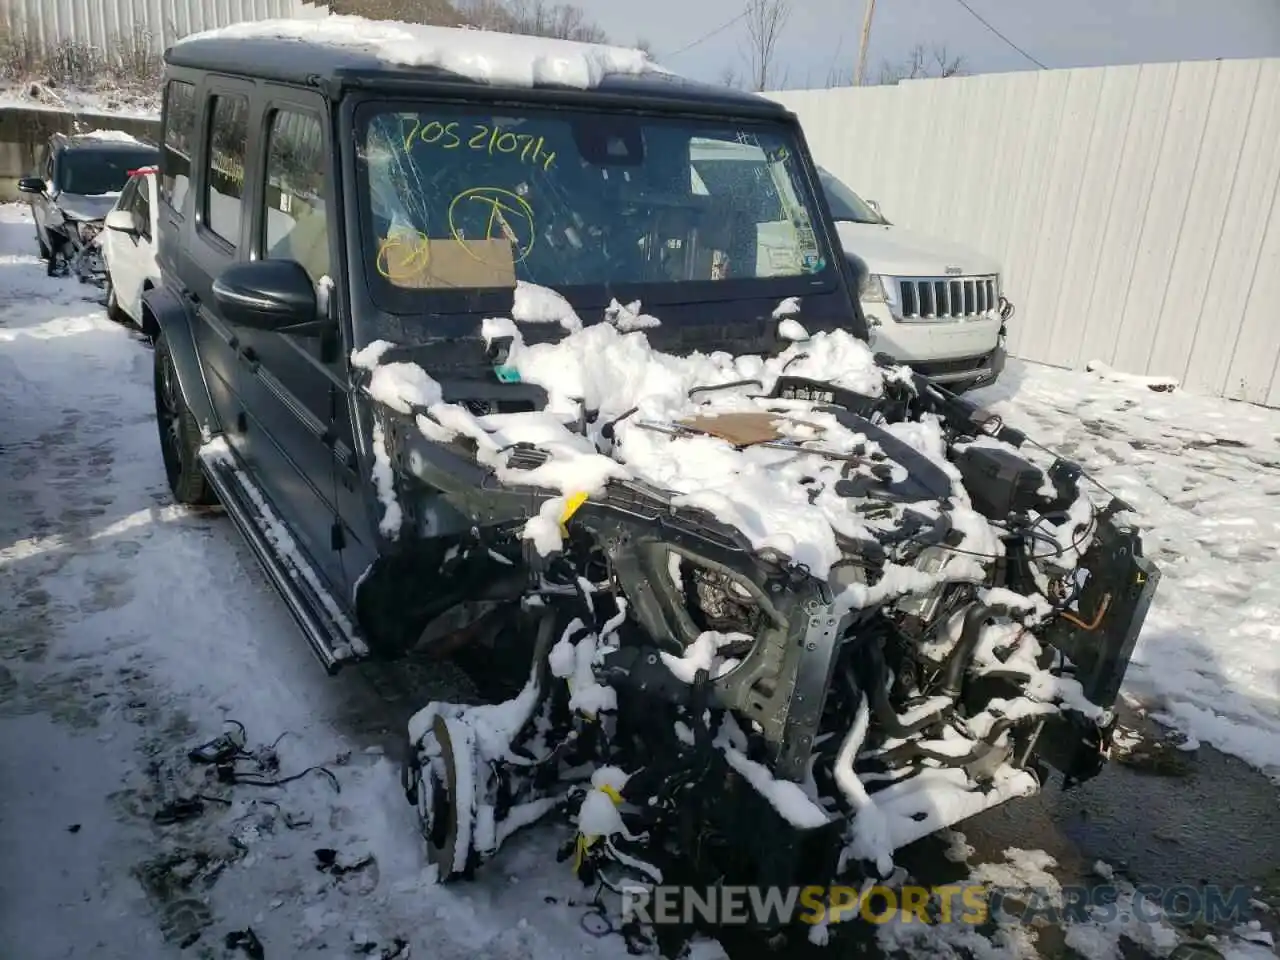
154,334,215,506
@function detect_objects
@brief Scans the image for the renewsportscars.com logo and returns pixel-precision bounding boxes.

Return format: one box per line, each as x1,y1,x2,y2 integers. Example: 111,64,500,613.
619,883,1257,927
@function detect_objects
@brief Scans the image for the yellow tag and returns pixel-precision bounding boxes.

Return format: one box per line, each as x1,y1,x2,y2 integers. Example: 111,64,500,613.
599,783,623,805
572,782,624,871
558,491,588,534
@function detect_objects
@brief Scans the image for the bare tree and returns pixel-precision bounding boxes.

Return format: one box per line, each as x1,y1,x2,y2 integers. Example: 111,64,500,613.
875,43,966,84
718,64,743,89
457,0,609,42
458,0,510,28
741,0,790,91
329,0,465,24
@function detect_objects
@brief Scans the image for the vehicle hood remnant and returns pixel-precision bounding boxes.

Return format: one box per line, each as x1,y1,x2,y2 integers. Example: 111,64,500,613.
56,193,120,223
375,284,1159,947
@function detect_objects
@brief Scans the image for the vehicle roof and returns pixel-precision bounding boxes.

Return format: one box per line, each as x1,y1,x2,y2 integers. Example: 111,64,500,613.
165,34,790,118
55,133,159,152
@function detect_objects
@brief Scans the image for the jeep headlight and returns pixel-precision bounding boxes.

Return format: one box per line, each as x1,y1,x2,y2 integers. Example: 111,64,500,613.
859,272,888,303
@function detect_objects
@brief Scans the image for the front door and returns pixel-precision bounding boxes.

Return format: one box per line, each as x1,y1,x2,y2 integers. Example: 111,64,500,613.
102,175,152,321
231,93,349,597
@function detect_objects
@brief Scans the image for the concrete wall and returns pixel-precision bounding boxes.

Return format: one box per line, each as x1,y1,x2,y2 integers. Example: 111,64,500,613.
769,58,1280,405
0,105,160,200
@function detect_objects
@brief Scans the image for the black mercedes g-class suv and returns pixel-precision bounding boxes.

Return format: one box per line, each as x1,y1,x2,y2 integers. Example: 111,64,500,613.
146,19,1157,942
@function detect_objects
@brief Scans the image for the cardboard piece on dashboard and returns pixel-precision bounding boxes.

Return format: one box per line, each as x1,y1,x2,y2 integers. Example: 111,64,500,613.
677,412,822,447
381,236,516,289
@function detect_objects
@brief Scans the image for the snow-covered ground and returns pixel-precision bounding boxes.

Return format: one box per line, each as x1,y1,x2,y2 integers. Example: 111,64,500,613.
0,203,697,959
969,363,1280,782
0,81,160,119
1,198,1276,960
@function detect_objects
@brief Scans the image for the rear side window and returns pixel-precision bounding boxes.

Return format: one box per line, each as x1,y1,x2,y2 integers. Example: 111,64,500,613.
160,80,196,211
205,94,250,246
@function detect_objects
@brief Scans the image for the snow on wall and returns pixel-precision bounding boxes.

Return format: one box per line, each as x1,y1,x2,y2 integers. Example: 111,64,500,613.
0,0,332,55
768,58,1280,406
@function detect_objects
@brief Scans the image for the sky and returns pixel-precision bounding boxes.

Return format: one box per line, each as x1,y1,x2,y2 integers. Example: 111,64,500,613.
582,0,1280,89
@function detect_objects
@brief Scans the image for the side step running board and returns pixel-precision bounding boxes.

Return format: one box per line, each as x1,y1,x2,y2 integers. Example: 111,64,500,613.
198,441,369,674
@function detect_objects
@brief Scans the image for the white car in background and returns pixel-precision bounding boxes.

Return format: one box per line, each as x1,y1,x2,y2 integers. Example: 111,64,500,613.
100,164,161,337
818,168,1014,392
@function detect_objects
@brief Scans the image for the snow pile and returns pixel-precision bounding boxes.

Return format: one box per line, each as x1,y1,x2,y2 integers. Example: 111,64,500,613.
604,297,661,332
357,285,1013,585
80,129,146,144
1085,359,1179,392
512,280,582,331
0,82,161,118
177,15,665,89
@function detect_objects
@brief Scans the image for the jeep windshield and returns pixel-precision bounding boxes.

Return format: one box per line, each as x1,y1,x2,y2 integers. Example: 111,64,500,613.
59,147,158,197
817,168,885,226
353,103,837,313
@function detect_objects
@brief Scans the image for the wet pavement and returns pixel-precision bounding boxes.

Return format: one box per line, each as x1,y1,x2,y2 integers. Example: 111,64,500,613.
715,704,1280,959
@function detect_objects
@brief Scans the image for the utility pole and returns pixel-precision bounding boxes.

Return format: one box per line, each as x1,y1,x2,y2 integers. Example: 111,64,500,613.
854,0,876,85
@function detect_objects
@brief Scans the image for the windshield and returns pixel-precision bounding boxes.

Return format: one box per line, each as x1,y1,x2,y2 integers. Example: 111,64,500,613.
818,169,885,225
58,147,158,196
355,104,835,309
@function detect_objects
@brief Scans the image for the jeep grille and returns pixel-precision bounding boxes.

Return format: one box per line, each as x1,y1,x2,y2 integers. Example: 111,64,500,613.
897,275,998,321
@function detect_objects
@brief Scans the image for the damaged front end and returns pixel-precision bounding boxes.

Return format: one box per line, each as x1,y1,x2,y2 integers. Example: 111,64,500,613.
378,343,1158,942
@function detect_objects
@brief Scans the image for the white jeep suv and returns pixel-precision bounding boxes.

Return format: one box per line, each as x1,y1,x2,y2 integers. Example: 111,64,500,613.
818,168,1013,391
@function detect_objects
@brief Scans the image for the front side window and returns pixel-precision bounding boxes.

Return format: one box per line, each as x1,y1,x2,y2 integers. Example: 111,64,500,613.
161,79,197,210
57,148,157,196
205,93,250,246
262,109,329,283
135,176,152,239
355,104,834,309
117,176,139,212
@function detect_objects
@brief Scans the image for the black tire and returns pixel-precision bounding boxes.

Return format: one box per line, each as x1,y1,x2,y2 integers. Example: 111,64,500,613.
105,280,128,325
154,334,216,506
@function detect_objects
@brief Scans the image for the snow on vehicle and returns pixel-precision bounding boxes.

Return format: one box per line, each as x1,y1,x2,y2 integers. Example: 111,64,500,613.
145,17,1160,951
390,309,1160,907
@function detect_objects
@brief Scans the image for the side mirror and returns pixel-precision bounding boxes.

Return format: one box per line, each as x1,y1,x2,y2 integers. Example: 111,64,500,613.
17,177,46,195
213,259,319,334
104,209,137,234
865,198,882,216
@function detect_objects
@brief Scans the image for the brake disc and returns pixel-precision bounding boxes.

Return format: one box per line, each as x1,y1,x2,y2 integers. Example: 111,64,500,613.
414,713,477,879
